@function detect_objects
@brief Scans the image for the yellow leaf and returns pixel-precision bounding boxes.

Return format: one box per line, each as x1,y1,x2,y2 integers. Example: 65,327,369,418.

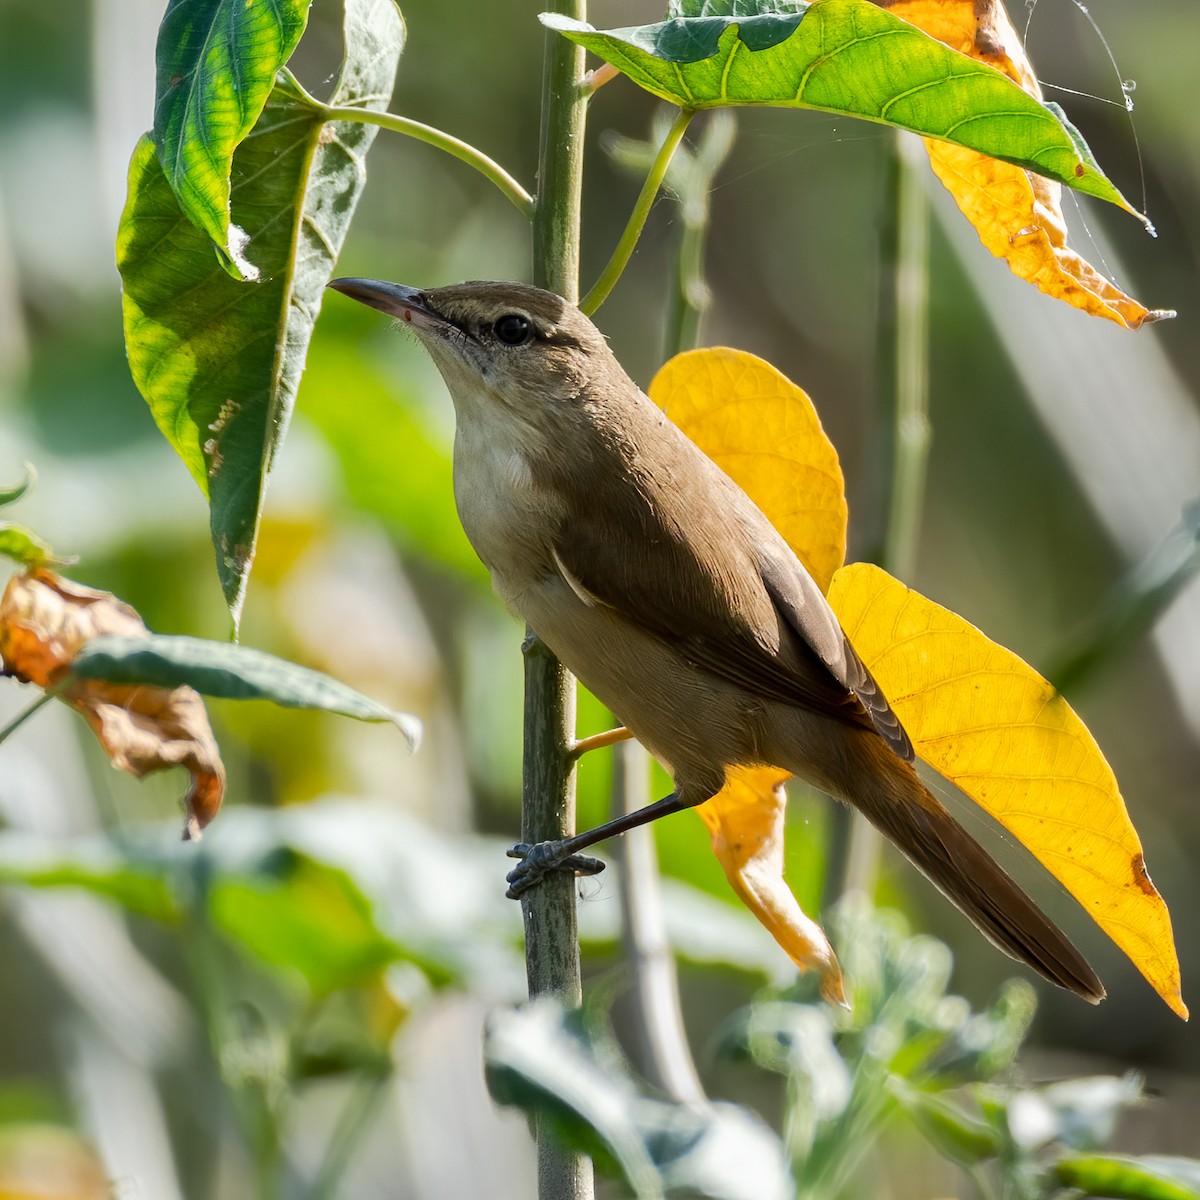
882,0,1169,329
653,348,851,991
827,561,1186,1019
649,347,847,593
696,765,845,1004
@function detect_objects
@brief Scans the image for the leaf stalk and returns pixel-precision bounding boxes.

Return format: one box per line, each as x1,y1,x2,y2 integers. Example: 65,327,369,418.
319,104,535,219
0,687,59,745
581,107,695,316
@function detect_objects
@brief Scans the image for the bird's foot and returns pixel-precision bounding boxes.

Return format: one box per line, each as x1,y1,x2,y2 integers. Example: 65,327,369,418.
505,841,605,899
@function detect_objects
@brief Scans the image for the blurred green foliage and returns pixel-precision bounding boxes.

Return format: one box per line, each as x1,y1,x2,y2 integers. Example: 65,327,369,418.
491,900,1200,1199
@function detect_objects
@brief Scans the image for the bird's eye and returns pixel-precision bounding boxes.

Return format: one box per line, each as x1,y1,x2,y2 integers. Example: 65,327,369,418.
493,314,533,345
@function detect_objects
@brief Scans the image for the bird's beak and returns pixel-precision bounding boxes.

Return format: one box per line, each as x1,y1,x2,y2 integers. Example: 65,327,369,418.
327,277,448,334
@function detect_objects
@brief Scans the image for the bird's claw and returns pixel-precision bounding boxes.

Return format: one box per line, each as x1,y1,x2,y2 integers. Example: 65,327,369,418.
505,841,605,898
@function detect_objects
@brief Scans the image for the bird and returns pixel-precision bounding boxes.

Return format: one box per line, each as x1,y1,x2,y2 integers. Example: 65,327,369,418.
328,275,1105,1004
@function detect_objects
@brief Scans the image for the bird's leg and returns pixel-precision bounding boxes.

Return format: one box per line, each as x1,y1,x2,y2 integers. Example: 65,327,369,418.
505,792,686,899
570,725,633,759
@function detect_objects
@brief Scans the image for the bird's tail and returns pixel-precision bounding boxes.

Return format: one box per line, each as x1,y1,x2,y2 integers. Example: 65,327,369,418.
847,736,1105,1004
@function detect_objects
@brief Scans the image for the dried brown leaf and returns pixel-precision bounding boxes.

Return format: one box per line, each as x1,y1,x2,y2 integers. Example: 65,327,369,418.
0,569,225,837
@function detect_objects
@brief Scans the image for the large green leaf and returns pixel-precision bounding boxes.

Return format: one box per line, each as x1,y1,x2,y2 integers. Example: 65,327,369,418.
119,0,405,625
541,0,1136,213
154,0,310,278
68,634,422,749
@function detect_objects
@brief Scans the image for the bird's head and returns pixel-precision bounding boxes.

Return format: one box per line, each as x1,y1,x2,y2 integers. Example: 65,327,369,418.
328,278,618,428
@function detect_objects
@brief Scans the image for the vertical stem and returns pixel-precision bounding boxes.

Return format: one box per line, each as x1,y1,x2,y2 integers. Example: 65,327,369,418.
882,134,932,585
533,5,586,301
526,5,594,1198
664,111,734,358
841,131,930,896
665,215,708,358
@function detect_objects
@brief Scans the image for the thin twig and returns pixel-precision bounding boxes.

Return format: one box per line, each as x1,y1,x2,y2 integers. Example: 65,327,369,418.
581,108,695,316
0,687,57,745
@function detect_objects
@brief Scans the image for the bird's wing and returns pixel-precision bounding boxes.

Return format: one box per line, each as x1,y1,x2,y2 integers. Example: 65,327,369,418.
552,478,911,760
757,546,913,761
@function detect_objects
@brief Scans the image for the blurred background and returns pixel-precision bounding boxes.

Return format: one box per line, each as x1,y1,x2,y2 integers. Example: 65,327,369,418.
0,0,1197,1195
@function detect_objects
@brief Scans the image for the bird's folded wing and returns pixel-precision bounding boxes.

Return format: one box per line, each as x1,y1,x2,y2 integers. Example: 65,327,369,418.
758,548,913,762
553,511,911,761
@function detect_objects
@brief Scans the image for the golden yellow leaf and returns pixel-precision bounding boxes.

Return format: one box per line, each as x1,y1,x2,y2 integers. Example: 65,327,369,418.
827,561,1186,1019
881,0,1169,329
0,569,225,838
649,347,847,593
696,764,845,1004
651,347,849,991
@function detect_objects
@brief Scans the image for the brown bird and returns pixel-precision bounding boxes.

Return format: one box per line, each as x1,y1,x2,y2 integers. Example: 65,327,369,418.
328,276,1104,1004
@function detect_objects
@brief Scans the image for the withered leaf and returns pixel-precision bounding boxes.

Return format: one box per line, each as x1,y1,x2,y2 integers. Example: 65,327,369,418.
0,569,224,838
881,0,1170,328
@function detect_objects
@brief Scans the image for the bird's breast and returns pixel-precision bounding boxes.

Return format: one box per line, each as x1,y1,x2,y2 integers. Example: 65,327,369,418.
452,419,565,610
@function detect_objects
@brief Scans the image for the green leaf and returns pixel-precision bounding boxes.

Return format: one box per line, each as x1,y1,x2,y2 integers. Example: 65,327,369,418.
670,0,809,15
485,1001,793,1200
209,852,400,993
0,833,176,922
0,465,35,509
68,634,421,749
120,0,405,624
0,803,521,994
889,1080,999,1165
153,0,310,278
726,1002,851,1119
1056,1154,1200,1200
541,1,1137,214
0,524,61,568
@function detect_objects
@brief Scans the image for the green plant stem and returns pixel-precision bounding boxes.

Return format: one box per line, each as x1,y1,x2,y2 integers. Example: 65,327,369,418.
882,134,932,585
308,1071,390,1200
0,688,57,744
664,111,735,357
666,210,708,355
319,105,534,219
841,131,930,897
581,108,694,316
527,5,594,1198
